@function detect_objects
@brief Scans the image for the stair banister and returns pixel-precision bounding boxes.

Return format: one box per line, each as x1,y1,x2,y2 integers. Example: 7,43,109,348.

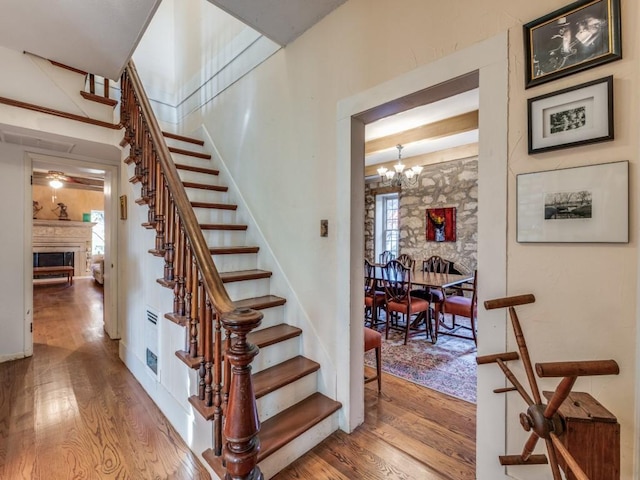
123,60,264,480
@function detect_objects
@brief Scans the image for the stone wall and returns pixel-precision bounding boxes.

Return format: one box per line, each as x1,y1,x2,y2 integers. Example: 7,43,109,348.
365,156,477,273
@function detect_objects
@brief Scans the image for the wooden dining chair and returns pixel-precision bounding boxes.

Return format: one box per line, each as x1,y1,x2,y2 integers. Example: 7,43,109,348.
364,326,382,392
411,255,451,338
440,270,478,345
364,258,385,328
396,253,416,271
381,260,430,344
379,250,395,264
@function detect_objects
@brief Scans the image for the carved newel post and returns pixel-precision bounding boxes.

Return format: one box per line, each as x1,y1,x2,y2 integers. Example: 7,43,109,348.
222,307,264,480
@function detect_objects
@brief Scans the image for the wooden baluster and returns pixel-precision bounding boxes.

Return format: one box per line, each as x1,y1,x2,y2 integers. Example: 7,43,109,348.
89,73,95,94
177,221,186,316
189,251,199,359
213,308,223,456
222,309,264,480
104,78,110,99
148,147,158,224
184,244,193,335
198,282,207,399
224,327,232,408
164,187,175,282
154,162,165,249
173,216,186,316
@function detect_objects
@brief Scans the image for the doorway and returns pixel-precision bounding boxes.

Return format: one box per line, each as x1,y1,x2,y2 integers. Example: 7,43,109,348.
336,33,509,480
27,152,120,346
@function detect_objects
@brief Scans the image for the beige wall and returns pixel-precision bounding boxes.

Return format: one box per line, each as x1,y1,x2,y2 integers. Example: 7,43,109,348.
171,0,638,478
32,185,104,222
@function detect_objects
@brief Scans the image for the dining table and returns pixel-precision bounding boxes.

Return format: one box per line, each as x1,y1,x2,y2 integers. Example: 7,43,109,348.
372,265,474,290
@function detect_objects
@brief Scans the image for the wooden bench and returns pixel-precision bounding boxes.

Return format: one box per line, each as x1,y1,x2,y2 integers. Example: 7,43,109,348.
33,266,74,285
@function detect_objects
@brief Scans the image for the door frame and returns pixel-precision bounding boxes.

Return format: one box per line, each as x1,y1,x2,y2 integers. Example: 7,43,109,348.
336,32,509,479
27,152,120,341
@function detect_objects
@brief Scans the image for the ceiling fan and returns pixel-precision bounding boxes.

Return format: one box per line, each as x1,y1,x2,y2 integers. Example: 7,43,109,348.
34,170,104,191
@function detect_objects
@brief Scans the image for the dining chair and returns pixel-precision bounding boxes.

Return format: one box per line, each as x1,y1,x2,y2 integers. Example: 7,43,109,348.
411,255,451,338
364,326,382,392
440,270,478,345
396,253,416,271
379,250,395,264
381,260,430,344
364,259,385,328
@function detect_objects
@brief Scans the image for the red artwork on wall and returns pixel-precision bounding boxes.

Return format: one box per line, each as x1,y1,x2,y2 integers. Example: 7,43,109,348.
426,207,456,242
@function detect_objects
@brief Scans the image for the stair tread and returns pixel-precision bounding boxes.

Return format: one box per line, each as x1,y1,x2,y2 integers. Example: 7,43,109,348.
234,295,286,310
169,146,211,159
200,223,247,231
258,393,341,461
191,201,237,211
163,131,204,146
248,324,301,349
219,269,272,282
209,246,259,255
253,356,320,399
183,181,227,192
175,163,219,176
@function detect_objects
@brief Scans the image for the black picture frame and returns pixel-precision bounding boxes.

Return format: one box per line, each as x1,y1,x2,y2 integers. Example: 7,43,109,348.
528,75,613,154
523,0,621,88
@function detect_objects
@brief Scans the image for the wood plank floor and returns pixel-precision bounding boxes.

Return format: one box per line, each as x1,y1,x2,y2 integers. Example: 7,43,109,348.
0,278,210,479
274,371,476,480
0,277,476,480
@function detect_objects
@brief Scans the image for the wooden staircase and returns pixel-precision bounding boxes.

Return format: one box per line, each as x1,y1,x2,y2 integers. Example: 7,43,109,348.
124,123,341,477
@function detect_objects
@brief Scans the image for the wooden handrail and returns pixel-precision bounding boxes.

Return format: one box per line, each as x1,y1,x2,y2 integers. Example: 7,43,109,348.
125,60,236,315
123,60,264,479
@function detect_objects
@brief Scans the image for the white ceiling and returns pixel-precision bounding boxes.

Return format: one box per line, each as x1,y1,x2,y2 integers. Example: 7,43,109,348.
0,0,346,81
365,89,479,166
0,0,161,80
208,0,347,46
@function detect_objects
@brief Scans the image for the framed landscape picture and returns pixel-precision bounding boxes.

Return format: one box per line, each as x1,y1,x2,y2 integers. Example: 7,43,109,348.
523,0,621,88
516,161,628,243
528,76,613,154
426,207,456,242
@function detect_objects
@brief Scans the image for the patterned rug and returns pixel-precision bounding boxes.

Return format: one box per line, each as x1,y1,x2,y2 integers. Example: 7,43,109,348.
365,315,477,403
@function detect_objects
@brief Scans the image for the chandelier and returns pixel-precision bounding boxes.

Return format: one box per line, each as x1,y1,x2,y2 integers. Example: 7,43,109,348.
376,144,423,188
47,171,65,189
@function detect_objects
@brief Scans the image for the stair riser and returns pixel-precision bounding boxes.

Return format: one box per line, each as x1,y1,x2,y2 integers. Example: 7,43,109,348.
201,229,246,246
258,413,341,480
256,374,318,423
184,188,228,205
177,169,220,184
251,337,300,374
224,278,271,302
213,254,258,272
169,150,212,166
251,306,285,330
193,208,236,224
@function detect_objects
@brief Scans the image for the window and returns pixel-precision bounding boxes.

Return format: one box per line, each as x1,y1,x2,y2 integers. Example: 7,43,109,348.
91,210,105,255
375,193,399,259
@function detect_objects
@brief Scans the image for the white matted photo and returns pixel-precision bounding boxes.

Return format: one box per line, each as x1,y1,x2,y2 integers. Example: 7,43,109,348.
517,161,628,243
528,76,613,154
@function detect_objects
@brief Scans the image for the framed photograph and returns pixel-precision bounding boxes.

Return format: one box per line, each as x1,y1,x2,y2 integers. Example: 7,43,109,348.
426,207,456,242
517,161,628,243
528,75,613,154
523,0,621,88
119,195,127,220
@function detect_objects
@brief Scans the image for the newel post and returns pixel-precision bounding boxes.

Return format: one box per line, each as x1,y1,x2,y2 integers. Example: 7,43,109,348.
222,308,264,480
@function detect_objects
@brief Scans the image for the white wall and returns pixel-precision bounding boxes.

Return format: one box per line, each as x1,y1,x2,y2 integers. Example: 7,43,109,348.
165,0,638,478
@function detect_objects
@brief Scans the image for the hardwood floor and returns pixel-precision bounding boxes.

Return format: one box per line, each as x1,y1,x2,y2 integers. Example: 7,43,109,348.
274,371,476,480
0,277,476,480
0,278,210,480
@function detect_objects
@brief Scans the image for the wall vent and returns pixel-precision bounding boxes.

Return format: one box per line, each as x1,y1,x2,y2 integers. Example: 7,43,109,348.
145,307,159,378
0,130,75,153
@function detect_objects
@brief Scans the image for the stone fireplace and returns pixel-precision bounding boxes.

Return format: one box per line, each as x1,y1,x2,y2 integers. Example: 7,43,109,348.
33,220,94,276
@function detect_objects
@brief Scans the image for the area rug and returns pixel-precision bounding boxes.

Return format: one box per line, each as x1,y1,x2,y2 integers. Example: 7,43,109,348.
365,317,477,403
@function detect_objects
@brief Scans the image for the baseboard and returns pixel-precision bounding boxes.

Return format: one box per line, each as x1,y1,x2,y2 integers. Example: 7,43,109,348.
0,351,31,363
